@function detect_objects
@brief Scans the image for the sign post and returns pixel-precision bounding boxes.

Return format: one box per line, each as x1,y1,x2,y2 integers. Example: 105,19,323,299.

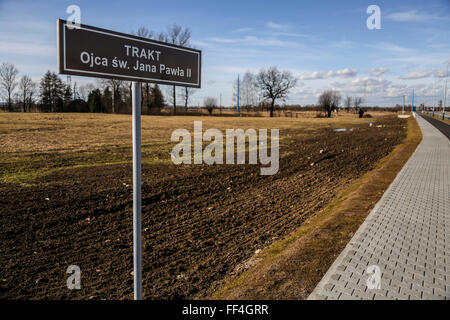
57,19,201,300
132,81,142,300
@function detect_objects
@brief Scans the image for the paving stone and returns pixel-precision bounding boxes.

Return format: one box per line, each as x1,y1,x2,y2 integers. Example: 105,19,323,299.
308,115,449,300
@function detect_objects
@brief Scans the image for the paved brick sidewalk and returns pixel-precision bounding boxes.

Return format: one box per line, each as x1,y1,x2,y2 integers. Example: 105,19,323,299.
308,114,449,300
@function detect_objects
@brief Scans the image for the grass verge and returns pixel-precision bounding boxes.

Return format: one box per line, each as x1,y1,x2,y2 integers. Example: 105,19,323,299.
212,115,422,299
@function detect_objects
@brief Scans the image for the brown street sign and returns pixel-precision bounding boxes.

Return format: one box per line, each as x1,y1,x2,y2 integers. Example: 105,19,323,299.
57,19,201,87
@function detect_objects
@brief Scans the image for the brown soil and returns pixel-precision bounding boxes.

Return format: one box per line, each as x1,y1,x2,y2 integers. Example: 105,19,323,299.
0,116,406,299
214,116,422,299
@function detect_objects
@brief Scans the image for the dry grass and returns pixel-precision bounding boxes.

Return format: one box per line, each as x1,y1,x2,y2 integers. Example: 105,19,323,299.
212,115,422,299
0,112,388,184
0,112,390,153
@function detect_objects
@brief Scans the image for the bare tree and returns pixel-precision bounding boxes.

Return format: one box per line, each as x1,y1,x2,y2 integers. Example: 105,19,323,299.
254,67,297,117
110,79,123,113
332,91,341,114
233,73,262,111
344,96,352,112
159,24,191,114
79,83,95,101
28,81,37,111
26,81,37,112
241,72,252,107
135,26,153,39
72,82,79,99
180,86,196,108
238,72,259,109
204,97,217,115
135,27,156,113
166,24,191,46
18,75,33,112
319,89,341,117
164,85,179,109
353,96,363,112
0,62,19,111
99,79,123,113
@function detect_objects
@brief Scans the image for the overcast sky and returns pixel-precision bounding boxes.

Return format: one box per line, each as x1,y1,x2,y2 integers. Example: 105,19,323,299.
0,0,449,107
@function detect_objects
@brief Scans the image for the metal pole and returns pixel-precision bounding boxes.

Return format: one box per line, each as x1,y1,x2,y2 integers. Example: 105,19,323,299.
444,80,448,119
443,64,448,120
132,81,142,300
402,95,405,114
237,74,240,113
433,79,436,116
363,80,367,109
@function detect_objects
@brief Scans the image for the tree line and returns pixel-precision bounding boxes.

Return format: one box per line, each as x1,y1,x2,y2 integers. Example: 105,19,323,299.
0,22,371,118
0,57,369,118
230,68,366,117
0,63,168,114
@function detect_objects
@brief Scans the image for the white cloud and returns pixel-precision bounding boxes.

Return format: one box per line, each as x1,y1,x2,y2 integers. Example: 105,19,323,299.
190,39,211,48
386,10,447,22
329,77,406,102
208,37,238,44
292,86,320,98
269,32,308,38
434,69,448,78
299,68,359,80
370,43,449,70
232,27,253,33
210,65,253,74
367,67,389,77
310,75,447,106
400,69,435,80
350,77,389,87
266,21,287,29
372,43,415,55
208,36,295,47
0,40,55,57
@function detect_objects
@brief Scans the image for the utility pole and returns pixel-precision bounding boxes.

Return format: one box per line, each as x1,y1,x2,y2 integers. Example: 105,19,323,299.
219,92,222,115
237,74,240,113
402,95,405,114
363,80,367,109
433,79,437,116
73,81,78,100
443,62,448,120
